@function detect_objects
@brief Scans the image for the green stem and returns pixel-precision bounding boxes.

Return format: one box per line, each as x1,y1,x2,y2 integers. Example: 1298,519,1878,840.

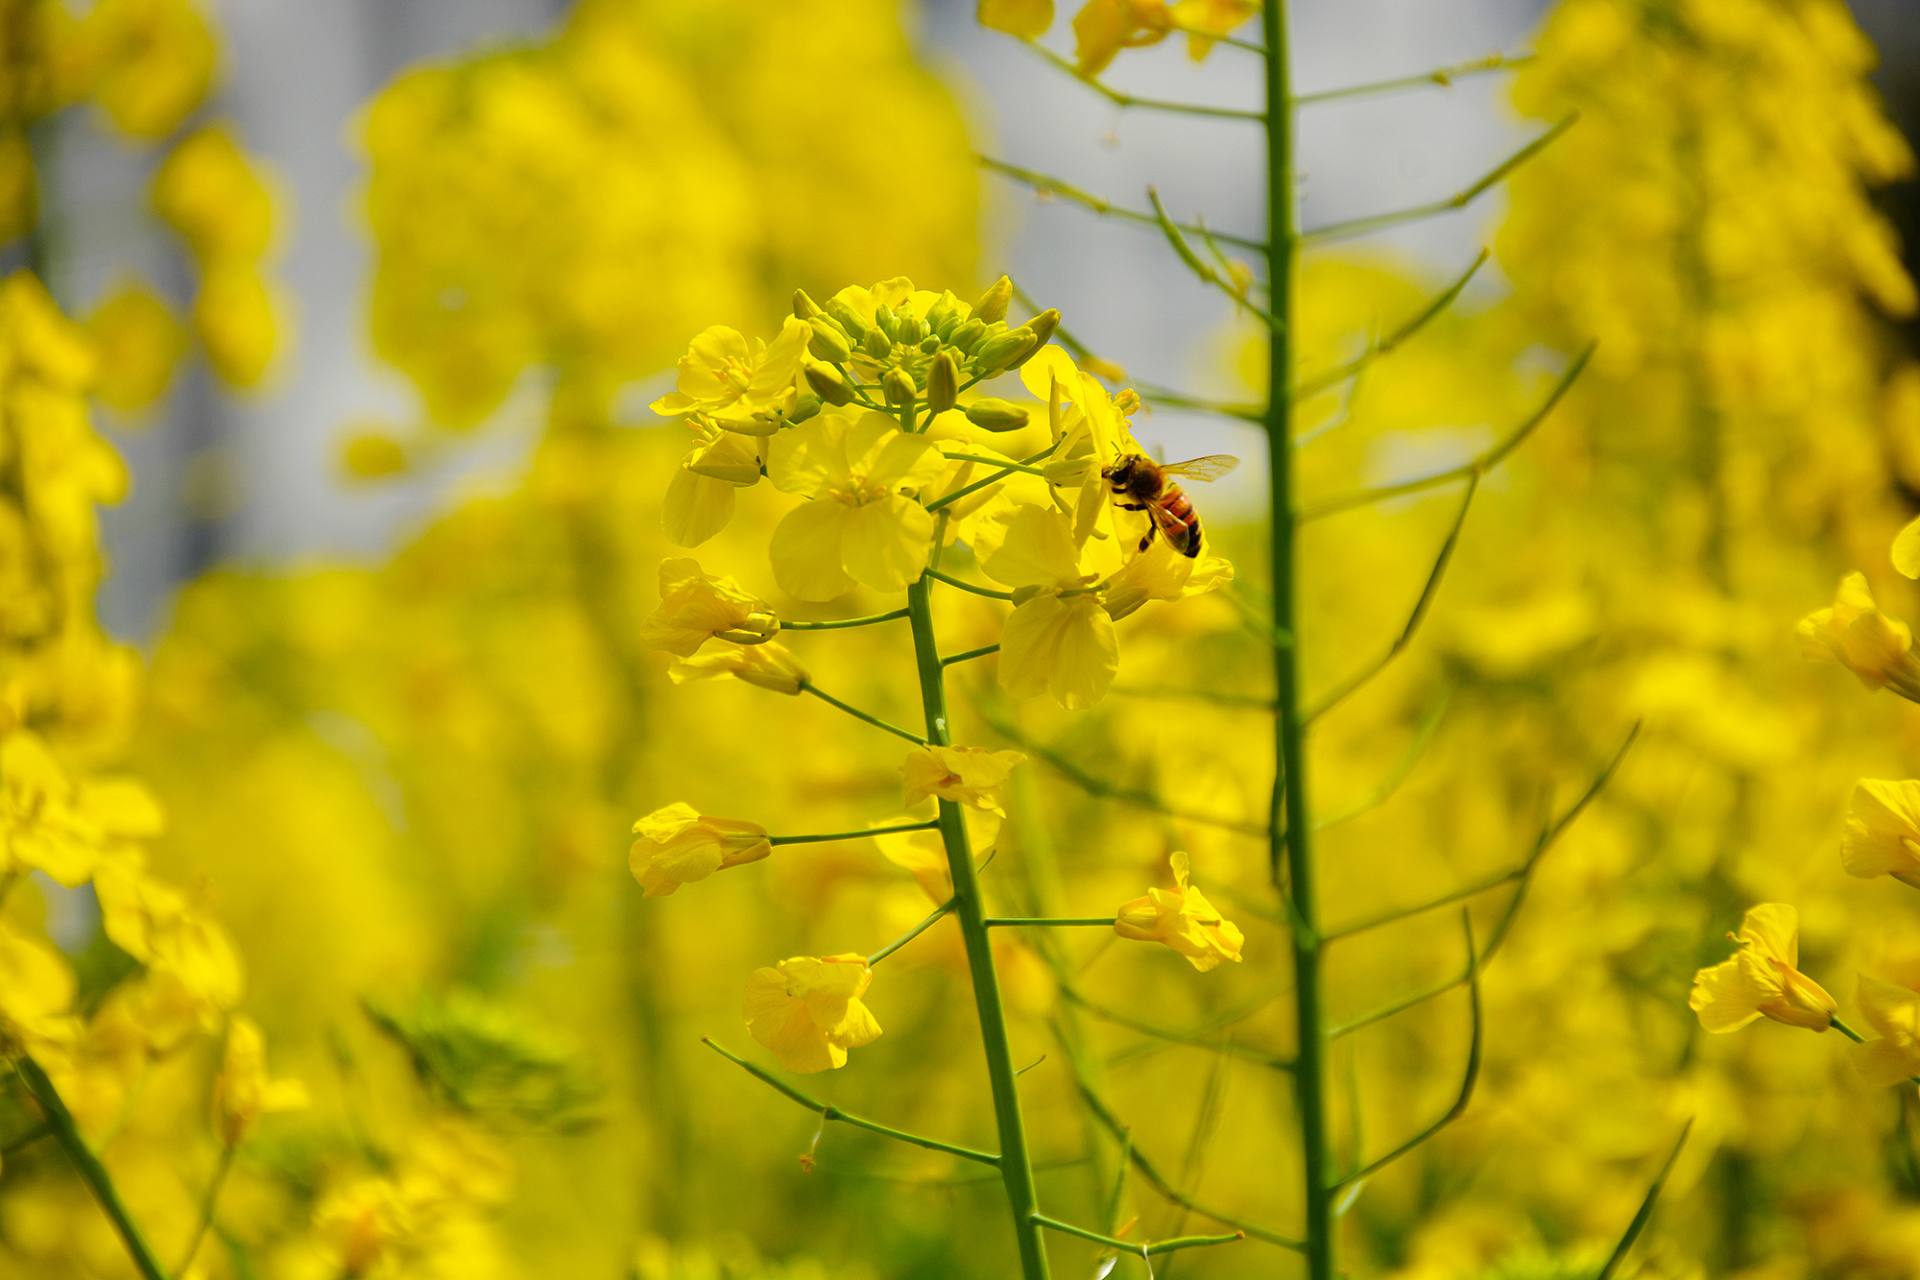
15,1058,168,1280
177,1144,236,1275
984,917,1116,929
943,643,1002,667
769,820,939,847
1030,1212,1246,1257
1262,5,1334,1277
940,453,1053,477
798,682,928,745
1833,1017,1867,1043
867,898,956,966
906,573,1052,1278
927,568,1018,601
782,608,910,631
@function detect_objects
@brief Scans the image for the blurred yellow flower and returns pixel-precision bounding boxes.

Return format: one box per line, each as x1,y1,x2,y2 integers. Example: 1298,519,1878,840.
979,0,1052,38
1114,851,1244,972
337,427,411,482
1690,903,1836,1034
981,504,1117,709
1072,0,1172,75
649,320,808,432
0,923,78,1055
82,282,187,416
666,640,808,696
640,559,779,657
743,954,881,1073
1841,779,1920,889
0,731,162,887
191,264,283,389
150,124,276,264
901,745,1025,817
629,802,772,898
85,0,219,141
93,856,244,1036
766,410,943,600
211,1015,309,1147
1796,572,1920,698
665,423,763,548
1852,976,1920,1087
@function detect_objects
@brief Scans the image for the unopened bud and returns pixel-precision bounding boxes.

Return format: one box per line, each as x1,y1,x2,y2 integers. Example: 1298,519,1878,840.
972,275,1013,324
895,312,927,345
792,289,822,320
926,293,961,338
807,320,851,363
873,303,900,342
1014,310,1060,363
926,352,960,414
973,328,1036,374
804,360,853,407
918,334,942,355
862,325,892,360
787,394,823,424
883,367,918,408
965,398,1030,431
825,298,867,339
949,318,987,353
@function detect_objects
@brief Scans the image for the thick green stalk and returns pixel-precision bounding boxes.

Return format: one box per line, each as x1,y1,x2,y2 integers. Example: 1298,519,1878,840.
905,574,1051,1278
16,1057,168,1280
1262,3,1334,1276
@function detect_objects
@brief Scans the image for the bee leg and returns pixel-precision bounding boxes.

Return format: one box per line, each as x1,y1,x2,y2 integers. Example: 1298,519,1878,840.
1118,502,1148,511
1138,519,1156,553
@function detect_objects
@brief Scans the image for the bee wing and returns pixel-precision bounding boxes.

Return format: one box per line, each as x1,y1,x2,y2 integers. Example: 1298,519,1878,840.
1160,454,1240,483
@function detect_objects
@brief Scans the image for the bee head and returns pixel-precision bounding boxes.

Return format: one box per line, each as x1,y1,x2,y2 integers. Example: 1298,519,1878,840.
1103,454,1137,490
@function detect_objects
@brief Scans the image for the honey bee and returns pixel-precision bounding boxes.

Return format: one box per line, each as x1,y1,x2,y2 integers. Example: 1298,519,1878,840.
1102,452,1240,558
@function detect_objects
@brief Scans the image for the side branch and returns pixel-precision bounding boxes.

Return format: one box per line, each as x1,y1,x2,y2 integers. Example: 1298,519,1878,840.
1019,40,1266,122
1292,52,1534,106
1148,188,1284,331
702,1039,1000,1167
1304,476,1477,723
1331,913,1481,1190
1300,343,1594,523
1299,114,1576,243
1292,249,1488,402
980,156,1265,254
1032,1212,1246,1257
1322,721,1639,944
1597,1120,1694,1278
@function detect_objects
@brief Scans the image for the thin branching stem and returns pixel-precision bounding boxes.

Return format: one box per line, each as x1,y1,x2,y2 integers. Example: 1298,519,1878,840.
868,898,957,966
927,568,1018,601
943,644,1001,667
980,155,1265,254
703,1039,1000,1167
1299,113,1577,243
1597,1120,1694,1278
1330,911,1481,1189
1313,690,1450,831
798,682,929,745
1018,40,1266,122
1304,475,1477,723
984,916,1117,928
1292,52,1534,106
783,608,911,631
928,441,1063,513
1031,1212,1247,1257
14,1058,167,1280
769,820,939,847
176,1145,236,1276
1149,188,1284,330
1292,249,1489,402
1299,343,1594,522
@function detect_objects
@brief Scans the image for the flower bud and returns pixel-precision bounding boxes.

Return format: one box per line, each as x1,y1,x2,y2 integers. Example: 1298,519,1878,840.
804,360,853,406
825,298,868,339
895,312,927,345
873,303,900,342
965,398,1030,431
717,609,782,646
926,352,960,414
861,325,892,360
883,367,918,407
791,288,822,320
949,318,987,353
787,394,822,424
973,328,1036,374
972,275,1013,324
1010,309,1060,368
807,320,851,363
926,293,961,338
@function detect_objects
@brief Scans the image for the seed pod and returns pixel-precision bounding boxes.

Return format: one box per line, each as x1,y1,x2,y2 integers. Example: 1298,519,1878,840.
926,352,960,414
804,361,853,407
807,320,852,363
964,398,1030,431
972,275,1013,324
791,289,822,320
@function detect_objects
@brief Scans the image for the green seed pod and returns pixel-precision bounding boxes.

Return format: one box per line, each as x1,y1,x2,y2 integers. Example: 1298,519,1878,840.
804,361,853,407
964,398,1030,431
972,275,1013,324
883,367,918,408
807,320,852,363
791,288,822,320
926,351,960,414
825,298,867,339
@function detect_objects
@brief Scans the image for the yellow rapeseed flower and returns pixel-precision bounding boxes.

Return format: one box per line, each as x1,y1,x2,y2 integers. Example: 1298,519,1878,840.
649,320,809,432
212,1015,310,1148
1852,976,1920,1087
1796,572,1920,698
664,421,763,548
629,803,772,897
1841,779,1920,889
0,731,163,887
1114,851,1244,972
1690,903,1836,1033
640,559,779,657
766,410,944,600
981,504,1117,709
743,954,881,1074
82,281,187,416
0,923,79,1056
666,640,807,696
901,745,1026,818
